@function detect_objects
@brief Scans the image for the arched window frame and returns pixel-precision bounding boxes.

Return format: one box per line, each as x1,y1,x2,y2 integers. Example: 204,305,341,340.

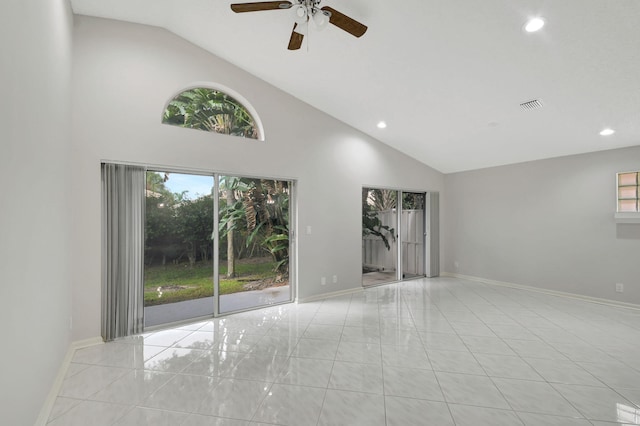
161,82,265,141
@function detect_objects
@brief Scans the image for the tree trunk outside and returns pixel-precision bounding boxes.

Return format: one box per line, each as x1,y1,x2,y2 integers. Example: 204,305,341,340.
226,189,236,278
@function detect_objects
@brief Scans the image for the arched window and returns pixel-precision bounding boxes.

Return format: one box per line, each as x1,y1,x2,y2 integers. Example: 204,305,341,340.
162,87,261,140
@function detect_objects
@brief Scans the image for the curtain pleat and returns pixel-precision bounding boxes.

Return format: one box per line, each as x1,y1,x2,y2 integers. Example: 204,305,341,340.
101,163,145,341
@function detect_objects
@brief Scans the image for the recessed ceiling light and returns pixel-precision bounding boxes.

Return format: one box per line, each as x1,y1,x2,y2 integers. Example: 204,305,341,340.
599,128,615,136
377,121,387,129
524,17,545,33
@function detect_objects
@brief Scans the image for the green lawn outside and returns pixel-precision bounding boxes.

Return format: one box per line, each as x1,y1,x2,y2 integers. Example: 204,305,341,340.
144,258,277,306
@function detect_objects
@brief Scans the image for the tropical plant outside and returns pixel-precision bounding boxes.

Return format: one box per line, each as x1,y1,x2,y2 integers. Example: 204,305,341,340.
362,188,396,250
162,87,259,139
219,178,290,278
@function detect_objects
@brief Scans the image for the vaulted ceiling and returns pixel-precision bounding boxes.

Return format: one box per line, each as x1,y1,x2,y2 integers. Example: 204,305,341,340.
70,0,640,173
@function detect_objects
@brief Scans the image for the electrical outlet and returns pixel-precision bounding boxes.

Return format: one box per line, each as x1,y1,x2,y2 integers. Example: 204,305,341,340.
332,275,338,284
321,277,326,285
616,283,624,293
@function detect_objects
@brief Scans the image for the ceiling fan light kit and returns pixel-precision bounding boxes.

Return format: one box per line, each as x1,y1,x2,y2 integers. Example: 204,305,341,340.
230,0,367,50
294,4,307,23
312,9,330,30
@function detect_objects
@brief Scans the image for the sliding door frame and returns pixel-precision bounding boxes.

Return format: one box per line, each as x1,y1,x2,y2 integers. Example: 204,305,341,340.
362,186,439,287
400,191,427,280
213,173,220,317
215,172,296,317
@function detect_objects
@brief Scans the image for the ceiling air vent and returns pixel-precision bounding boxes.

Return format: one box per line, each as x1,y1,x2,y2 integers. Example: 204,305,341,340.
520,99,544,110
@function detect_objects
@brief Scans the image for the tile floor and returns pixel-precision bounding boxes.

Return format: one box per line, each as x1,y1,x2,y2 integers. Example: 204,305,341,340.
48,277,640,425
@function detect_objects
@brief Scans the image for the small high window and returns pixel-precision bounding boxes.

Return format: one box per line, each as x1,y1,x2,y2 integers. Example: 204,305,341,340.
617,171,639,212
163,87,260,139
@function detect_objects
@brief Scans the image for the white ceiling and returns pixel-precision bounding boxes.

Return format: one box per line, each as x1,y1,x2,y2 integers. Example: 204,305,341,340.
70,0,640,173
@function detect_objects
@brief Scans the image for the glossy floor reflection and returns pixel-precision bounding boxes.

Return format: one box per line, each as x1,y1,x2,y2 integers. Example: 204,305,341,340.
48,277,640,425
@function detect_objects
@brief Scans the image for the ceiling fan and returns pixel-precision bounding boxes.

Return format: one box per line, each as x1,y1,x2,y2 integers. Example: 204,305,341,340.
230,0,368,50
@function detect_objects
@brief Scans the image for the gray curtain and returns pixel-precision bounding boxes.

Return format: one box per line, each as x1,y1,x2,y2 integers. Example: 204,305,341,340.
101,163,146,341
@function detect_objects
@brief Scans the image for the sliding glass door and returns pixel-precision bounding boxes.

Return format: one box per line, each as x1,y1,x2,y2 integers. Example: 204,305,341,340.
401,192,425,279
362,188,398,286
144,172,215,326
217,176,292,315
143,170,293,327
362,187,427,287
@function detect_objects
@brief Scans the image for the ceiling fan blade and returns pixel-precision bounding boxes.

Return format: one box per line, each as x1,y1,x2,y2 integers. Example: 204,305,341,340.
231,1,292,13
320,6,367,37
288,23,304,50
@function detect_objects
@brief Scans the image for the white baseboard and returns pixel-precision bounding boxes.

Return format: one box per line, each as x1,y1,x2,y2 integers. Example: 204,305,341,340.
35,336,104,426
442,272,640,311
298,286,364,303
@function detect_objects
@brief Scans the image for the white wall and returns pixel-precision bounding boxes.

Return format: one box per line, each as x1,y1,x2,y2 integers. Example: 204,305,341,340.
443,145,640,304
0,0,73,424
71,16,444,340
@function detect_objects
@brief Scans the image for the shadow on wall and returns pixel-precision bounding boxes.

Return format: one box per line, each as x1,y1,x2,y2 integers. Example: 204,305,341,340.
616,224,640,239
